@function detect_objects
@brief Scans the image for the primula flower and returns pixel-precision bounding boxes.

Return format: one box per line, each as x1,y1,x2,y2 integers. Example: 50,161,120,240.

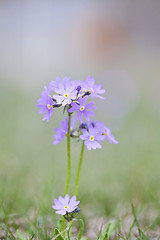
82,76,105,99
80,124,106,150
37,92,54,122
52,194,80,215
68,97,96,122
53,116,76,144
42,78,60,96
48,77,61,93
53,77,77,106
90,121,119,144
103,127,119,144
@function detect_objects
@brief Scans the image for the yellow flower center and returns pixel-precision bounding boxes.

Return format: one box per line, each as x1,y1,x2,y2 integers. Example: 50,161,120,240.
64,205,69,209
103,132,107,136
47,104,51,109
65,132,68,136
64,93,69,98
80,106,85,111
90,136,94,141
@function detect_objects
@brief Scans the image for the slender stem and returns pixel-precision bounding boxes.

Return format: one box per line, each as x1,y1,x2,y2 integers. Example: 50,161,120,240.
67,221,72,239
74,141,85,197
62,113,71,238
65,112,71,195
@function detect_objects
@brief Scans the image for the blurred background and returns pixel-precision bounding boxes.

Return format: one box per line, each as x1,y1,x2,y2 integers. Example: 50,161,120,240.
0,0,160,231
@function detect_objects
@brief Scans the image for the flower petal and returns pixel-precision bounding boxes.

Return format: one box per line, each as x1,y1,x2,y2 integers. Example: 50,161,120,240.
55,209,66,215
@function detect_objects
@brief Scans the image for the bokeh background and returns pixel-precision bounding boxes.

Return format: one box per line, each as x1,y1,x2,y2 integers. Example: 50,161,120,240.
0,0,160,236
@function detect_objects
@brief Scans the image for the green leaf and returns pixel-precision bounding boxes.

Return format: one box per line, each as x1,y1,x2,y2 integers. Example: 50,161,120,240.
16,230,27,240
54,228,65,240
67,223,72,240
57,219,63,232
131,203,150,240
102,221,116,240
77,219,84,240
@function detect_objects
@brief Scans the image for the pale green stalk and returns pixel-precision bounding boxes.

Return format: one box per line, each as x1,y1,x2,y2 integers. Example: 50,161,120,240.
65,112,71,194
74,141,85,197
62,112,71,237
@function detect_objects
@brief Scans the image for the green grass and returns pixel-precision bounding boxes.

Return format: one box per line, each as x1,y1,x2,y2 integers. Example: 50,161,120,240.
0,84,160,239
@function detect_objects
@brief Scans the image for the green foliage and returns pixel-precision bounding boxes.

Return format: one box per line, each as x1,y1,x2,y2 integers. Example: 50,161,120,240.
54,228,64,240
76,219,84,240
103,221,116,240
129,203,149,240
57,219,63,232
16,230,27,240
67,219,84,240
97,221,115,240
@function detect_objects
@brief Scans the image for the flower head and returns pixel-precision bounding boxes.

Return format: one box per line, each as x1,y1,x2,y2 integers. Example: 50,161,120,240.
53,116,76,144
53,77,77,106
80,123,106,150
82,76,105,99
52,194,80,215
68,97,96,122
37,92,54,122
80,120,118,150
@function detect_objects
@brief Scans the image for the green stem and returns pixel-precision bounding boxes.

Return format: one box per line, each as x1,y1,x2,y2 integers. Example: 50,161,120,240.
67,221,72,240
74,141,85,197
62,113,71,238
65,112,71,195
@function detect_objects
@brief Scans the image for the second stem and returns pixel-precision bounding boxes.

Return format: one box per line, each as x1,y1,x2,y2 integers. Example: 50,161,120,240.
65,112,71,195
74,141,85,197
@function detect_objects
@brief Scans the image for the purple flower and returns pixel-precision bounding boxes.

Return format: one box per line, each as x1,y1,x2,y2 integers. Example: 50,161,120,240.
37,92,54,122
80,124,106,150
91,121,119,144
69,97,96,122
52,194,80,215
53,116,76,144
42,78,60,95
82,76,105,99
49,76,63,93
103,127,119,144
53,77,77,106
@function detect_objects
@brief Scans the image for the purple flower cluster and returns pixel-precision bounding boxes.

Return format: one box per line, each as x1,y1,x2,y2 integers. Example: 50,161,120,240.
37,75,118,150
37,76,105,122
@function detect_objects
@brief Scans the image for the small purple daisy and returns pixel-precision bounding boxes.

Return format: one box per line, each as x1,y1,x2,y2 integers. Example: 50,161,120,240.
53,116,76,144
37,92,54,122
68,97,96,122
53,77,77,106
80,124,106,150
52,194,80,215
82,76,105,99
